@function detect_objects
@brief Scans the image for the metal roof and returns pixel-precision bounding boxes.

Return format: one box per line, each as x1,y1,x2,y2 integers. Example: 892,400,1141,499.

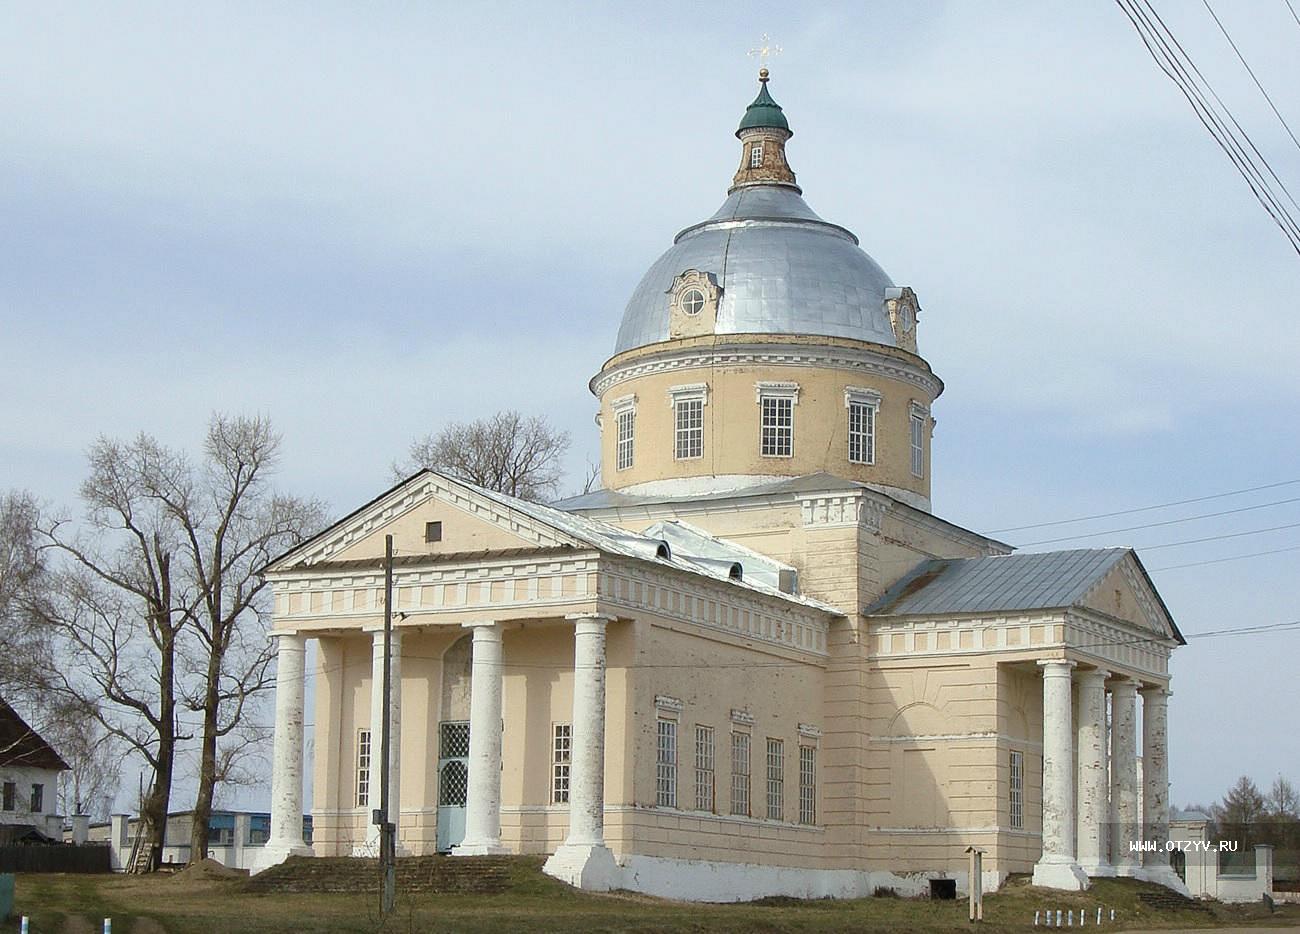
865,549,1132,617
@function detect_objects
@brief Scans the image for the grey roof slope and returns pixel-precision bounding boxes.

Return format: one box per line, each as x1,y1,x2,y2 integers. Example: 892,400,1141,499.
866,549,1185,644
866,549,1129,617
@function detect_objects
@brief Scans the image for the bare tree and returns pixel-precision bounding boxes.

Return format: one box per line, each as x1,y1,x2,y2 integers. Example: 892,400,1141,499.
174,415,325,862
38,435,192,870
394,411,571,503
45,700,121,821
1266,776,1299,821
1214,775,1267,825
0,490,52,702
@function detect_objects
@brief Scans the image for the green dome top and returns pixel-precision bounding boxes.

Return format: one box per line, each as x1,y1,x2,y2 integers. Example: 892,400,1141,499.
736,72,790,135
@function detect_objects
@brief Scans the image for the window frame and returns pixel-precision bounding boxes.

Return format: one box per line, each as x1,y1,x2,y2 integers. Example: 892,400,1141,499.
615,408,635,471
668,384,708,461
909,404,927,478
1009,749,1024,830
2,781,15,812
656,718,679,808
552,722,572,804
765,738,785,820
694,724,715,812
844,387,881,466
750,143,764,168
30,783,43,814
730,730,751,817
798,745,817,825
755,382,799,459
356,728,372,808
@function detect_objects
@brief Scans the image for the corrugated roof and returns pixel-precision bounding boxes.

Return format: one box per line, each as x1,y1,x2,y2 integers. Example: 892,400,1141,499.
865,549,1131,617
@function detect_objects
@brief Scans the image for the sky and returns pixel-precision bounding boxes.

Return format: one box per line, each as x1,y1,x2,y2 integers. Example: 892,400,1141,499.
2,2,1298,814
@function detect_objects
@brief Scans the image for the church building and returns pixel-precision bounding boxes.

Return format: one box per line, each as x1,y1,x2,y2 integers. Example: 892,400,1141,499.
253,70,1187,900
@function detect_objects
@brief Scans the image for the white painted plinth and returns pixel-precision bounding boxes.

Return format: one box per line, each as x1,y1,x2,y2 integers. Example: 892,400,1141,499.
543,843,619,891
248,842,314,876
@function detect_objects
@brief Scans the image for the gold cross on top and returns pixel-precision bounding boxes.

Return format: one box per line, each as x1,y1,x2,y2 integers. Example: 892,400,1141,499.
747,34,782,72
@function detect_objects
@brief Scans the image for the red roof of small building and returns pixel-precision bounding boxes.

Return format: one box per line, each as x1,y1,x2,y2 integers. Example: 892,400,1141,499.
0,696,71,772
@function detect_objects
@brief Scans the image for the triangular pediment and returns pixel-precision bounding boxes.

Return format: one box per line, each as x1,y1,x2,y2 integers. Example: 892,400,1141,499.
1078,552,1183,644
267,471,583,571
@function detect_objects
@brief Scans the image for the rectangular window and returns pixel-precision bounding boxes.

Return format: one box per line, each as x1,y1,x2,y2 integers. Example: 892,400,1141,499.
3,781,14,811
674,398,704,460
730,732,751,816
798,746,817,825
552,723,572,804
1009,750,1024,830
356,729,371,808
616,408,635,471
910,412,925,477
750,144,764,168
424,521,442,543
30,783,43,813
848,400,876,465
766,738,785,820
656,718,678,807
760,396,794,457
694,725,715,812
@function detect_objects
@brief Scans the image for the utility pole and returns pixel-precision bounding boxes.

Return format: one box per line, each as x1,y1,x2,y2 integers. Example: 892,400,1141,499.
378,534,396,914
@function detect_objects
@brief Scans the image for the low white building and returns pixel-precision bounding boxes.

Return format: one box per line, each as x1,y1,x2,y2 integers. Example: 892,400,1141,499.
0,696,69,842
1170,809,1275,904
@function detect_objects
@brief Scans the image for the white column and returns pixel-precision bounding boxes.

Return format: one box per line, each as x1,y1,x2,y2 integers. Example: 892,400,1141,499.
1076,669,1113,877
544,614,619,891
454,620,508,856
1033,659,1089,890
359,628,402,853
1140,686,1187,892
1110,678,1141,876
255,632,312,872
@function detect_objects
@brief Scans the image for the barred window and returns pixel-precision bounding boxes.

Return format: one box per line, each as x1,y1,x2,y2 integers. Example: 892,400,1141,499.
730,732,751,816
910,412,925,477
656,718,678,807
798,746,817,825
356,729,371,808
553,723,572,804
848,400,876,465
760,396,794,457
695,725,715,812
766,738,785,820
1009,750,1024,830
750,144,764,168
616,408,635,471
30,783,43,814
674,399,704,460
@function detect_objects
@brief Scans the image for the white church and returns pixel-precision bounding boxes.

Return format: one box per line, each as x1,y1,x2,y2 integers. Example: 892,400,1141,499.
252,70,1188,901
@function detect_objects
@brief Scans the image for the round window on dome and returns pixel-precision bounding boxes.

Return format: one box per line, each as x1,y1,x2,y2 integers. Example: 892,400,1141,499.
680,288,706,316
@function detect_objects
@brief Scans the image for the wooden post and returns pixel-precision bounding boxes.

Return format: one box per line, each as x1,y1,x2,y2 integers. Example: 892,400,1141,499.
967,846,985,922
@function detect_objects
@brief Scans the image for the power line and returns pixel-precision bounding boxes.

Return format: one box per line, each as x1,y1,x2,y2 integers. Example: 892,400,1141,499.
1133,518,1300,551
1016,495,1300,546
989,478,1300,533
1147,542,1300,571
1284,0,1300,30
1201,0,1300,156
1115,0,1300,252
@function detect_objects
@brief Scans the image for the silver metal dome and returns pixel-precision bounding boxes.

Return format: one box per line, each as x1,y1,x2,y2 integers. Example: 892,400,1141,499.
613,186,897,355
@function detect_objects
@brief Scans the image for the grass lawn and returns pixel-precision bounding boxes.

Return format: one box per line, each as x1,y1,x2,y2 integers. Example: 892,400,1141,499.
4,861,1298,933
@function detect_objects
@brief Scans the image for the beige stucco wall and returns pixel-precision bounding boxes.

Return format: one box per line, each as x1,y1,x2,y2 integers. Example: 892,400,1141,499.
594,337,938,502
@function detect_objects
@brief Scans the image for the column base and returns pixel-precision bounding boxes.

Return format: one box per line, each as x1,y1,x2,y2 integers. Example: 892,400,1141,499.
248,841,313,875
1114,859,1142,878
453,841,509,857
1139,863,1191,896
1079,861,1117,879
351,830,410,858
1032,857,1090,891
543,843,620,892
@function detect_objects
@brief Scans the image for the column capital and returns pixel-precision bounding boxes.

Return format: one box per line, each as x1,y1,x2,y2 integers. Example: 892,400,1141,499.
1139,684,1172,701
1077,668,1110,683
1109,677,1139,695
270,629,303,641
462,619,502,638
1036,658,1077,675
564,612,618,625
